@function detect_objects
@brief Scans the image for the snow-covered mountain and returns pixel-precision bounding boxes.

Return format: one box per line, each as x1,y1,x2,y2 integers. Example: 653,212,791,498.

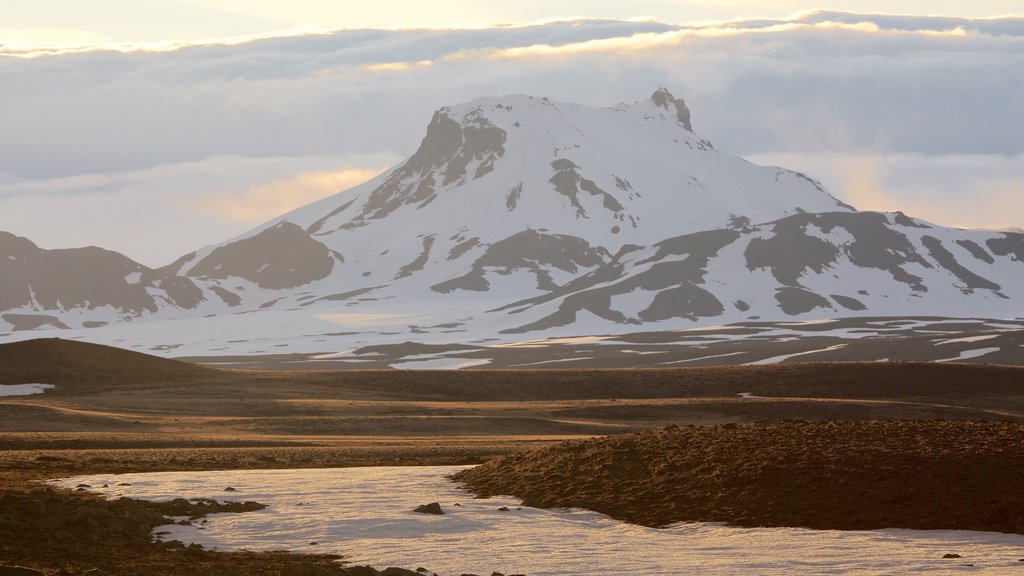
1,90,1022,351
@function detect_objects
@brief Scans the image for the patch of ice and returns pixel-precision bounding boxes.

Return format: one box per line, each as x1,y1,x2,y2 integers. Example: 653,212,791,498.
55,467,1024,576
662,351,747,365
509,357,593,367
392,358,491,369
544,336,612,345
745,344,848,366
310,349,355,360
774,319,838,326
935,334,999,345
0,383,55,397
737,392,761,399
935,347,1001,363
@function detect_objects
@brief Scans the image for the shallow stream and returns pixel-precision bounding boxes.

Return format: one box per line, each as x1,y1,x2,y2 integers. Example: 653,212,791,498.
55,466,1024,575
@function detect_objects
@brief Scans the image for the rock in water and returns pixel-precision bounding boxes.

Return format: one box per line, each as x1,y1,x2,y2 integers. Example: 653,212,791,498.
413,502,444,514
346,567,382,576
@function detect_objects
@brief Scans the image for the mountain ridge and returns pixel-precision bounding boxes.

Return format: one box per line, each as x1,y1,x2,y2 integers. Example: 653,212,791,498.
1,89,1021,356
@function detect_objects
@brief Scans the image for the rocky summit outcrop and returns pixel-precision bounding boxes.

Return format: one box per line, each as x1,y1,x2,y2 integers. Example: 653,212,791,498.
2,90,1022,345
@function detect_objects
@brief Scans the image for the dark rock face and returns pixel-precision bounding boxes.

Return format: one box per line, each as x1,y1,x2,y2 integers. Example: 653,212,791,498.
549,159,624,218
359,110,507,221
745,219,839,286
498,209,1024,330
987,232,1024,262
396,236,436,280
307,197,358,235
0,231,160,314
505,228,738,333
744,212,933,291
505,183,523,211
0,231,209,319
956,239,995,264
186,222,337,290
448,237,481,261
1,313,69,331
650,88,693,131
831,294,866,311
433,230,610,293
149,274,206,309
775,287,833,315
893,211,930,228
921,235,1001,293
816,212,932,291
208,285,242,307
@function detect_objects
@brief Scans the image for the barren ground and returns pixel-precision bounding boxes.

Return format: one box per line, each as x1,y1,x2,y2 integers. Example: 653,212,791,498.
2,338,1024,574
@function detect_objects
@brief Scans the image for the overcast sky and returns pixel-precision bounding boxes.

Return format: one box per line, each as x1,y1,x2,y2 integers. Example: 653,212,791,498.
1,3,1022,266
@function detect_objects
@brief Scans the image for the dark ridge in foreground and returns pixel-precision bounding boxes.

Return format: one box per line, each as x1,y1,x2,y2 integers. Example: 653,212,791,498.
0,338,213,385
454,421,1024,533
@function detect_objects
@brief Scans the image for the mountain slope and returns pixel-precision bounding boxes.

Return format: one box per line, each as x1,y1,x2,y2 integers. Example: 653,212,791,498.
157,89,856,313
0,231,209,330
0,89,1021,352
499,210,1024,334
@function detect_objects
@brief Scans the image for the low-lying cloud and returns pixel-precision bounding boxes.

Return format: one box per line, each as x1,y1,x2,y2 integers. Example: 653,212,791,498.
1,11,1021,264
196,166,389,224
0,154,397,267
746,151,1024,230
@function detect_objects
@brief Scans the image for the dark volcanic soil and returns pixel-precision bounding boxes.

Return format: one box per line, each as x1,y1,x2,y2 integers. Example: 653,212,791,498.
454,420,1024,534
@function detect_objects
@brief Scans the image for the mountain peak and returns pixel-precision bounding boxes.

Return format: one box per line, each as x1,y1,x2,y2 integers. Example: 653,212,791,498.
649,88,692,131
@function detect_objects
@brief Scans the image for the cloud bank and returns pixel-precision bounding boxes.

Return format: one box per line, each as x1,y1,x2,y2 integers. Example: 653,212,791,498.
1,11,1021,265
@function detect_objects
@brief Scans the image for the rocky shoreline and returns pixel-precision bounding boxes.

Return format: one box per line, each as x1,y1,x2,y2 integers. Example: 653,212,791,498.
454,420,1024,533
0,448,529,576
0,483,532,576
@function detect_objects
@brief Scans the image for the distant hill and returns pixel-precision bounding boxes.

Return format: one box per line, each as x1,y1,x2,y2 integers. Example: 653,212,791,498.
0,338,214,385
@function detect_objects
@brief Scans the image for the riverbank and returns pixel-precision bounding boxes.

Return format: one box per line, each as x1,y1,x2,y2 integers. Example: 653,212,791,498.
455,420,1024,533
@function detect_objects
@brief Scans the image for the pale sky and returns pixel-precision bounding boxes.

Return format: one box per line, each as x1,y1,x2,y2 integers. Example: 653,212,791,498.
1,4,1022,266
2,1,1021,47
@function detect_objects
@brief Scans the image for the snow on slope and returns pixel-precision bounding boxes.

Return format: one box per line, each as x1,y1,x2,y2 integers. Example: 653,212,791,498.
1,89,1022,355
498,211,1024,335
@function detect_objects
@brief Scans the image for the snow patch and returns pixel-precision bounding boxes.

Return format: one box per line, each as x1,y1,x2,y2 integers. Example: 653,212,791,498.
0,383,55,397
745,344,848,365
935,334,1000,345
662,351,747,364
935,347,1001,363
392,357,491,369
